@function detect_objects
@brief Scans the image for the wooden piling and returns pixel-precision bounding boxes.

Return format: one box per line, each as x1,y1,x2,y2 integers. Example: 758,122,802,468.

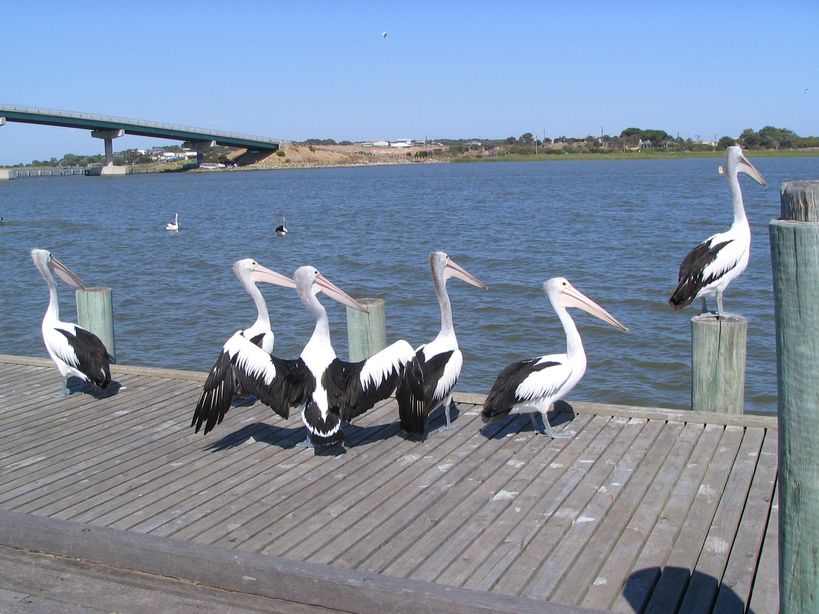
76,287,116,363
690,313,747,413
346,298,386,362
770,180,819,613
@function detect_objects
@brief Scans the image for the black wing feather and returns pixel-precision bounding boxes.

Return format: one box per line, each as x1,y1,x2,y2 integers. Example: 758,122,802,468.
482,359,560,423
326,357,404,422
669,239,733,310
396,349,455,434
192,350,236,434
233,356,314,420
58,327,111,388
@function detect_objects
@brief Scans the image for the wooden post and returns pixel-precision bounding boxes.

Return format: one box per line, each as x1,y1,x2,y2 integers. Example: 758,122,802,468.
771,180,819,613
76,287,116,363
690,313,747,413
346,298,386,362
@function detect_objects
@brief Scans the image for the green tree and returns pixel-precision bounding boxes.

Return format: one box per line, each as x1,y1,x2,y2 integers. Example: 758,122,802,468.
718,136,736,149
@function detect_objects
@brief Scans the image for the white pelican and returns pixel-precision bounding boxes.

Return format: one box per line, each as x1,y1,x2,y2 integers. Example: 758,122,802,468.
669,145,766,315
275,216,288,236
396,251,487,435
482,277,627,438
294,266,415,446
191,259,305,435
31,248,111,395
165,213,180,232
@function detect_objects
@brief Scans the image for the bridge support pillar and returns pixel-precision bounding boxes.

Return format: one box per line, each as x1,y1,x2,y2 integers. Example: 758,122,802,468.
91,129,125,166
183,140,215,165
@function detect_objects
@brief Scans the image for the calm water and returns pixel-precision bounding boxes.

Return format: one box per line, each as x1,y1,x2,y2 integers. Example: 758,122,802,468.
2,157,816,413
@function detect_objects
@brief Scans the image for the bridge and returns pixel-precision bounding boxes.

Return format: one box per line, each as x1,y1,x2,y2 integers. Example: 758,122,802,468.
0,103,280,173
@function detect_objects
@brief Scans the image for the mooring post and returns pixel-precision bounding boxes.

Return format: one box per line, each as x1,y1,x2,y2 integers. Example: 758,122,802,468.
770,180,819,613
690,313,747,413
76,287,116,363
346,298,386,362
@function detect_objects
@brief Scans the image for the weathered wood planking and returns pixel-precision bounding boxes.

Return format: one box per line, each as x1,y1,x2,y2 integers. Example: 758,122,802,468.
0,357,779,612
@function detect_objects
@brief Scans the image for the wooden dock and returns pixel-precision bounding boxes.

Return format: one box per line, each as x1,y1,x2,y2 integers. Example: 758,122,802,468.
0,355,778,613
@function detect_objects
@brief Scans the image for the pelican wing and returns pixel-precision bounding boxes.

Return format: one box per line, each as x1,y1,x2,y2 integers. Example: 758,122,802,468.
327,339,415,422
192,349,236,434
54,326,111,388
482,358,565,423
396,349,456,434
670,235,745,309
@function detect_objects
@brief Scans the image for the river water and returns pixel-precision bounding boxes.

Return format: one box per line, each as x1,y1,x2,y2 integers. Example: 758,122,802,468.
1,156,816,412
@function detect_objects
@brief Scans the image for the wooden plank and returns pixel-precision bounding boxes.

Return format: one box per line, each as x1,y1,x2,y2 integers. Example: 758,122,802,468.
549,420,687,607
747,482,779,614
0,383,247,509
237,405,494,555
713,428,777,612
382,416,597,584
166,399,413,544
466,417,637,595
640,425,745,614
67,398,399,528
523,419,668,600
610,423,726,613
578,422,703,610
293,412,558,568
350,416,592,580
677,427,765,611
121,398,403,535
460,416,625,593
364,415,608,581
567,401,777,429
0,380,199,504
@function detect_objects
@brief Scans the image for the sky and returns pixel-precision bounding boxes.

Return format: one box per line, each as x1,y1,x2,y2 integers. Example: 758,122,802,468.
1,1,817,165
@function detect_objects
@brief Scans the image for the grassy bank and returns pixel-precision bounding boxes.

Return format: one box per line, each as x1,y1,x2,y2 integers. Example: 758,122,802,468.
451,148,819,163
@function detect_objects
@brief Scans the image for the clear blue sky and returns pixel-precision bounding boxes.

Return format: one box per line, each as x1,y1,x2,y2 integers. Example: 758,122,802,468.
1,1,816,164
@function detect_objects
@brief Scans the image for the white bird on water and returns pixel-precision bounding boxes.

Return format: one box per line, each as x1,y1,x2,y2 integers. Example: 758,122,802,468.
668,145,766,316
31,249,111,396
482,278,627,438
165,213,180,232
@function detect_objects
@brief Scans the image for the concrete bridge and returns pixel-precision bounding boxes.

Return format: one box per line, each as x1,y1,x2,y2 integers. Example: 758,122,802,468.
0,103,280,175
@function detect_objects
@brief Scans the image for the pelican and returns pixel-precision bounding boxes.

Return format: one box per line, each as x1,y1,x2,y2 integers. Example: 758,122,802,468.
191,259,308,435
482,277,627,438
31,248,111,395
275,216,288,236
165,213,180,232
396,252,487,435
669,145,766,315
294,266,415,446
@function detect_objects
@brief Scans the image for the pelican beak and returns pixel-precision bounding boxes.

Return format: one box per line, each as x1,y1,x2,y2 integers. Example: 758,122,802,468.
250,263,296,289
51,257,86,290
446,258,488,290
738,153,767,187
560,284,628,332
315,273,368,313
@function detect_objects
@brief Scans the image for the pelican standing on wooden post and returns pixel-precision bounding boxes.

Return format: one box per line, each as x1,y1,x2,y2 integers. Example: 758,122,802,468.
482,277,627,438
191,259,306,434
294,266,415,447
668,145,766,316
31,248,111,395
397,251,487,435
